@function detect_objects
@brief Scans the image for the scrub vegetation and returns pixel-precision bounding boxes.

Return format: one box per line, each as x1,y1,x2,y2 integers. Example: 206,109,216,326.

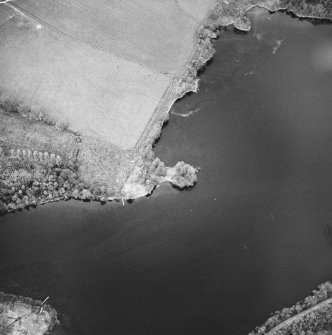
209,0,332,31
208,0,282,31
122,112,199,199
249,282,332,335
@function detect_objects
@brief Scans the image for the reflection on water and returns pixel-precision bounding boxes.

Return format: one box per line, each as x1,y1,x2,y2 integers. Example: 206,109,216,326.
322,223,332,248
1,10,332,335
313,41,332,72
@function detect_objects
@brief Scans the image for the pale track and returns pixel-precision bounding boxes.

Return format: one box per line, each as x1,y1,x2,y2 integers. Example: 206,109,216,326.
0,16,12,27
5,2,172,76
0,0,14,27
264,298,332,335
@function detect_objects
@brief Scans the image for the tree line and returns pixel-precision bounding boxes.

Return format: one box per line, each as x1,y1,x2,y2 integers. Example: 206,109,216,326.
281,0,332,18
249,282,332,335
0,151,114,214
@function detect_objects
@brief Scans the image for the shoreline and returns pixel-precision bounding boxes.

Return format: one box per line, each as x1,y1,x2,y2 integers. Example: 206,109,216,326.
120,0,332,200
280,8,332,21
265,298,332,334
249,282,332,334
1,0,332,215
119,3,216,199
0,292,58,335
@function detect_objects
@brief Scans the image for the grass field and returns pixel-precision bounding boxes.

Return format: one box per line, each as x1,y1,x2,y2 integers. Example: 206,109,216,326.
0,4,14,26
10,0,198,74
0,9,170,149
177,0,218,21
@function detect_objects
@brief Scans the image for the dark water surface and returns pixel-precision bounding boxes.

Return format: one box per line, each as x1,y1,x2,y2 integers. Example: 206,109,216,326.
1,10,332,335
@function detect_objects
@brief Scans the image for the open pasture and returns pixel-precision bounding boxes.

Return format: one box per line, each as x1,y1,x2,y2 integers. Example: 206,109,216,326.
0,4,15,26
0,11,170,149
177,0,217,22
10,0,198,74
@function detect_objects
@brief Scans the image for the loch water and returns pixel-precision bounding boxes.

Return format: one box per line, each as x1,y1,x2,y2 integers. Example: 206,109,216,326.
1,10,332,335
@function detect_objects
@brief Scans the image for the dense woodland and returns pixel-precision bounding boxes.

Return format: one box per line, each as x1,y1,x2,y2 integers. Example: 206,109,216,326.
0,152,85,214
281,0,332,17
209,0,332,22
174,25,216,99
0,147,145,214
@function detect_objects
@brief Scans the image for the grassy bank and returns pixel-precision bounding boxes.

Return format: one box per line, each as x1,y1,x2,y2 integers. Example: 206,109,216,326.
0,292,58,335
